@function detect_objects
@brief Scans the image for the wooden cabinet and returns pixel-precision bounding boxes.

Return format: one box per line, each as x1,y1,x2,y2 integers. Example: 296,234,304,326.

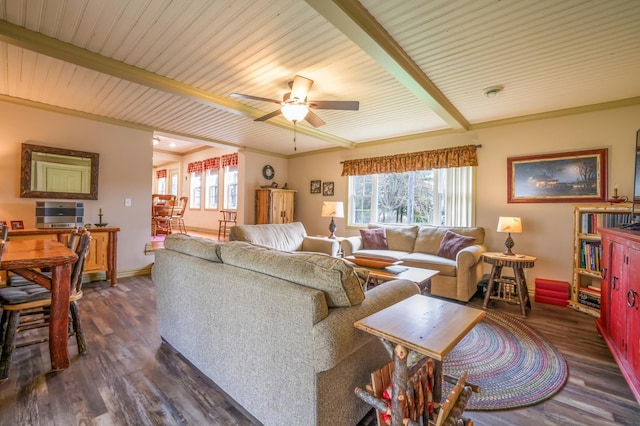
7,227,119,286
255,189,296,224
597,228,640,403
570,203,632,317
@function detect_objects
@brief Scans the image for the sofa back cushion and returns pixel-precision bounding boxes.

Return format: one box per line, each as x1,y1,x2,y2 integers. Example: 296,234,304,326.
360,228,388,249
229,222,307,252
414,225,485,255
437,230,477,260
219,242,365,307
163,233,222,262
368,223,418,252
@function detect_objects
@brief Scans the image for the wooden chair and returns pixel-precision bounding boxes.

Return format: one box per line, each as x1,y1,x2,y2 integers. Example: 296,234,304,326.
152,194,177,236
171,196,188,234
218,210,237,241
0,229,91,380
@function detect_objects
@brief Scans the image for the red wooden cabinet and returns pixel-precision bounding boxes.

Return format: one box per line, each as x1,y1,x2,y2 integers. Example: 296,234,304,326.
598,228,640,403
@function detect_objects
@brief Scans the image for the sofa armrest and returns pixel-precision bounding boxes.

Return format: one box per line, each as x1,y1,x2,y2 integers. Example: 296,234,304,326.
313,279,420,372
301,236,340,257
341,236,362,257
456,244,487,268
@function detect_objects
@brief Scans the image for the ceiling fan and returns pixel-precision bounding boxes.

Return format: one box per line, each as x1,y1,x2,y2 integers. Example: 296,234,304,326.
230,75,359,127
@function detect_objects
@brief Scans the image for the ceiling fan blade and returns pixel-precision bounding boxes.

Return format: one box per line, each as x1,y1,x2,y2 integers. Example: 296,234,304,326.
304,110,326,128
289,75,314,101
230,93,281,104
255,109,282,122
309,100,359,111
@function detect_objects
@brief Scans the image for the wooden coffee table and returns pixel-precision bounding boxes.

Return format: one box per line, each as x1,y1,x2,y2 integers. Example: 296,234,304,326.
355,295,485,425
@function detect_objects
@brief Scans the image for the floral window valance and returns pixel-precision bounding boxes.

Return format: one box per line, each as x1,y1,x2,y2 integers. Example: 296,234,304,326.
187,161,203,173
341,144,478,176
156,169,167,179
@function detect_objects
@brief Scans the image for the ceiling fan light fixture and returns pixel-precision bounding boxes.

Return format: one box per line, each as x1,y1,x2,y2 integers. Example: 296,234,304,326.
281,103,309,122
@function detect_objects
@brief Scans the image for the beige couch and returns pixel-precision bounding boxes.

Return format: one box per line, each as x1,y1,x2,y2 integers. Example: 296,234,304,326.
229,221,341,257
342,223,486,302
153,234,419,426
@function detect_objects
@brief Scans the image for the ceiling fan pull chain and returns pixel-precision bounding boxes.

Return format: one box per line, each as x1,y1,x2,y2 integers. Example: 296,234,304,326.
293,121,297,151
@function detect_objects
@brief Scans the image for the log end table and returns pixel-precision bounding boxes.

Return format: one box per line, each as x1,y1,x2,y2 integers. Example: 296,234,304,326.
482,252,537,317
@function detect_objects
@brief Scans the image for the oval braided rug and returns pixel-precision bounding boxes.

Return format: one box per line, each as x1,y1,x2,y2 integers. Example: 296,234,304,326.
442,309,568,410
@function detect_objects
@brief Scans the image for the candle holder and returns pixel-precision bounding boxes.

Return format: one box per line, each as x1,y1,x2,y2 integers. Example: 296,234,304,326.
96,212,108,227
607,195,628,204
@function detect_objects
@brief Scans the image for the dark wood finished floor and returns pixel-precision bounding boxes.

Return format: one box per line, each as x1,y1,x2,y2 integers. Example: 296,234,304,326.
0,276,638,425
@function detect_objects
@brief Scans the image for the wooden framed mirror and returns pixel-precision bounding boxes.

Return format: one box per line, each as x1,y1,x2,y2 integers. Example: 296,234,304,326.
20,143,99,200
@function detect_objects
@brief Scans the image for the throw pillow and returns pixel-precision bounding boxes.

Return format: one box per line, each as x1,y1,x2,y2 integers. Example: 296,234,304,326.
437,230,476,260
360,228,388,250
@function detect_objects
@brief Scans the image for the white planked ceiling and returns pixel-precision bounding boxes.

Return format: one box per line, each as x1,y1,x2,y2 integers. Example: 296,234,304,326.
0,0,639,160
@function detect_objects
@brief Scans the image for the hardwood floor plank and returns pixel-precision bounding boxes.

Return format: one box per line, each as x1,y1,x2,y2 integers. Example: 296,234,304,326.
0,276,637,426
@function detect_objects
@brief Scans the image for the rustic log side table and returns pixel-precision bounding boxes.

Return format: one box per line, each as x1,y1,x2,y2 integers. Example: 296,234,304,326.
354,295,485,425
482,252,537,317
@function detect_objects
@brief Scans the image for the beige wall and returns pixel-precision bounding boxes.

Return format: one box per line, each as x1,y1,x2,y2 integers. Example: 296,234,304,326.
0,100,153,274
290,104,640,285
3,98,638,286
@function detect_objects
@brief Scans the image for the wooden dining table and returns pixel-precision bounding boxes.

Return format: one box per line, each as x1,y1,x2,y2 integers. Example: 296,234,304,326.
1,239,78,370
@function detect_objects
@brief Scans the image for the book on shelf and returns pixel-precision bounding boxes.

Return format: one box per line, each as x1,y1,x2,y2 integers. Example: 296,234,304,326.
580,212,632,234
579,287,602,298
579,240,602,271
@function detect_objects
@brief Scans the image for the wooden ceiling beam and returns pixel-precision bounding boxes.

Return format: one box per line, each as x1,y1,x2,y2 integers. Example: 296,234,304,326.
306,0,469,130
0,20,356,149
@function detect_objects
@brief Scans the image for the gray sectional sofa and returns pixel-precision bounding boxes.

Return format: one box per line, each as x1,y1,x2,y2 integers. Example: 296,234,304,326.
152,233,419,426
342,223,487,302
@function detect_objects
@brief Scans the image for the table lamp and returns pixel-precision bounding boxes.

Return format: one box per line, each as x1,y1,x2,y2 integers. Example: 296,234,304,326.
497,216,522,256
321,201,344,239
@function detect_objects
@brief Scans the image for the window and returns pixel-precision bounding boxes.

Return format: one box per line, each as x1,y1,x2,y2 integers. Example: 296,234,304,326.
348,166,474,227
156,169,167,194
189,171,201,208
205,168,219,209
157,177,167,195
170,171,179,196
187,161,203,209
224,165,238,209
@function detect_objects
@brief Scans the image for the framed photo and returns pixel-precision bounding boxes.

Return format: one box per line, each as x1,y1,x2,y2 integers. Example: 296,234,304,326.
10,220,24,230
322,181,335,196
310,180,321,194
507,148,607,203
0,221,6,229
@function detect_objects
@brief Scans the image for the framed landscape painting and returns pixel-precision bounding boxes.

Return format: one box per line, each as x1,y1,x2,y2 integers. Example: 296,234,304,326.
507,148,607,203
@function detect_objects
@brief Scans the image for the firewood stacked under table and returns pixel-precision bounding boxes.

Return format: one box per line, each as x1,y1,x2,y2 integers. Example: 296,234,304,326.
355,356,477,426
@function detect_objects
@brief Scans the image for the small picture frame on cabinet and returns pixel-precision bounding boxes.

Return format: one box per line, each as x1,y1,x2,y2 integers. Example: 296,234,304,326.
11,220,24,230
322,181,335,196
310,180,321,194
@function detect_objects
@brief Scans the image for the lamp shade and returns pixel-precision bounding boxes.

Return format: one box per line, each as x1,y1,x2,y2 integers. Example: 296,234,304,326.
281,103,309,122
321,201,344,218
497,216,522,233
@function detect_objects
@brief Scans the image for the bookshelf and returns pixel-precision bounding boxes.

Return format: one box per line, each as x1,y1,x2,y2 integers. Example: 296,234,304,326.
570,203,632,316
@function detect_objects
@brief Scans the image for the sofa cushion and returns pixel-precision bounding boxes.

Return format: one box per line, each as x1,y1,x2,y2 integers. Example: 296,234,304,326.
368,224,418,252
219,242,365,307
164,233,222,262
400,253,457,277
351,250,410,262
437,230,476,260
414,226,484,255
360,228,388,250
